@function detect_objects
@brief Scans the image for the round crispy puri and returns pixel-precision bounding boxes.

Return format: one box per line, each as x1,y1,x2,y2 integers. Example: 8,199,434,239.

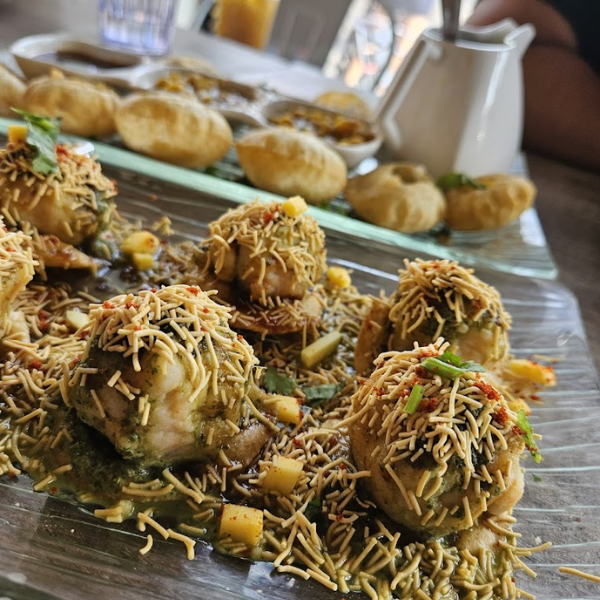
23,73,118,137
445,174,536,231
116,92,233,168
345,163,446,233
0,65,26,117
236,128,347,204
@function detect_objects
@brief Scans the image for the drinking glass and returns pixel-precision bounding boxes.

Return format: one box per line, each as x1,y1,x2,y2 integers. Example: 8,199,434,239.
98,0,178,56
212,0,280,50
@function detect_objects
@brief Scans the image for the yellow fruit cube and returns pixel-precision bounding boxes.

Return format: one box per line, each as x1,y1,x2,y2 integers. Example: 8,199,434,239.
281,196,308,217
261,456,304,494
327,266,352,289
120,231,160,255
132,252,155,271
509,359,556,387
301,331,343,369
219,504,263,546
8,125,28,144
274,395,303,425
65,309,89,331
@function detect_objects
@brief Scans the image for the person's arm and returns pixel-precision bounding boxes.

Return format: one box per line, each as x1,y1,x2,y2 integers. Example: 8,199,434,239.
469,0,600,172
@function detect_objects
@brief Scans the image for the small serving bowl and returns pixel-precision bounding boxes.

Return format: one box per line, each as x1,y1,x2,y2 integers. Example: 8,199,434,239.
260,98,382,169
10,33,144,86
129,65,268,125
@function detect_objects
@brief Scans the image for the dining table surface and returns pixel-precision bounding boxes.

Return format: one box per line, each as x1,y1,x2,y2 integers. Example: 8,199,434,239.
0,0,598,373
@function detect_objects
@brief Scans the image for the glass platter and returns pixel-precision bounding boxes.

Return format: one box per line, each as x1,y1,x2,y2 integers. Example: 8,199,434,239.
0,156,598,600
0,116,558,280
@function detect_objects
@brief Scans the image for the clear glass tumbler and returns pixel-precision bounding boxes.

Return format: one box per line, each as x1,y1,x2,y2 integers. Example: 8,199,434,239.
98,0,178,56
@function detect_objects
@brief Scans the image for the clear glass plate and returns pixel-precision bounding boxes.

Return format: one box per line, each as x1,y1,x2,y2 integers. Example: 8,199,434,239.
0,116,558,280
0,161,598,600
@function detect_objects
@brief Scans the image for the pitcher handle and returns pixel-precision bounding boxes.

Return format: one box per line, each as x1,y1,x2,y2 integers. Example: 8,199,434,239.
373,37,443,151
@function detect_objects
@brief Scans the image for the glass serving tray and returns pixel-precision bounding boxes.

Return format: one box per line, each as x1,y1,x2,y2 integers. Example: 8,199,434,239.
0,117,558,280
0,159,598,600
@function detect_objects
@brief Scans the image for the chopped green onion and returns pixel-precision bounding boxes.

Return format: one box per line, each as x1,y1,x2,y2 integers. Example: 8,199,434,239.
517,409,543,464
439,350,462,366
404,384,425,414
421,357,464,379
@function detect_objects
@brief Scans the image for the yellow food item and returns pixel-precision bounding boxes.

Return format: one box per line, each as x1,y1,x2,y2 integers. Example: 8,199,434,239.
314,91,371,119
8,125,28,144
65,309,88,331
445,174,536,231
509,359,556,387
115,92,233,168
326,266,351,289
274,395,303,425
281,196,308,218
261,456,304,494
23,70,119,138
236,128,347,204
0,65,26,118
301,331,343,369
120,231,160,255
131,253,155,271
219,504,264,546
345,163,446,233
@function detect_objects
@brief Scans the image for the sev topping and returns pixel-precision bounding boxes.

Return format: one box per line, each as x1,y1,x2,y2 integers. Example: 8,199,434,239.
0,195,551,600
389,258,511,350
204,199,326,305
0,141,116,244
340,343,526,534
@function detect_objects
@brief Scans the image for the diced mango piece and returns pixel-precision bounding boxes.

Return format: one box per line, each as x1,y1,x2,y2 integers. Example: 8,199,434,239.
507,397,530,416
65,309,89,331
274,394,303,425
327,266,351,289
301,331,343,369
219,504,263,546
120,231,160,255
131,252,155,271
261,456,304,494
8,125,28,144
509,359,556,387
281,196,308,217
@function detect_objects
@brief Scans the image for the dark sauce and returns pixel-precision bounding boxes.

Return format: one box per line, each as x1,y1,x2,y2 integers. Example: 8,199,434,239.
35,51,134,72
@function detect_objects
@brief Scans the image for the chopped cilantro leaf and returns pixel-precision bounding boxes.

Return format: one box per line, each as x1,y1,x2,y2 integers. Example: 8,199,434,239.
532,473,542,482
436,172,486,193
12,109,60,174
263,365,297,396
517,410,543,464
302,383,343,405
305,498,322,521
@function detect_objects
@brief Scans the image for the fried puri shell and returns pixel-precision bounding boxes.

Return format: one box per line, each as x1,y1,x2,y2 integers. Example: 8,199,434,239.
23,71,119,138
236,128,347,204
0,65,26,117
115,92,233,168
445,174,536,231
345,163,446,233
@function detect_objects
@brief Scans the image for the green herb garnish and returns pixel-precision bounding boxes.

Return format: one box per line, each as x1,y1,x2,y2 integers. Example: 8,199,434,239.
436,172,486,193
421,353,486,379
305,498,322,521
532,473,542,482
11,109,60,174
263,365,297,396
517,409,543,464
302,383,343,406
404,384,425,414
